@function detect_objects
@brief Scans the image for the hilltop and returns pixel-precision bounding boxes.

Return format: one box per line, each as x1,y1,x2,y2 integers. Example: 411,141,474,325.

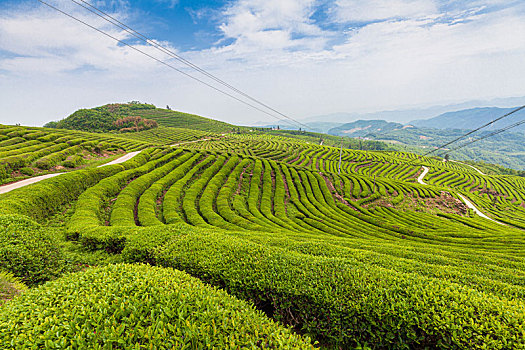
46,102,238,134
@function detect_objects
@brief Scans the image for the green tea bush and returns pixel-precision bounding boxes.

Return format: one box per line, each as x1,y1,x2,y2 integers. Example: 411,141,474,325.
0,215,64,285
19,167,34,176
0,149,153,220
0,264,314,349
62,154,84,168
0,165,8,180
0,269,26,305
152,229,525,349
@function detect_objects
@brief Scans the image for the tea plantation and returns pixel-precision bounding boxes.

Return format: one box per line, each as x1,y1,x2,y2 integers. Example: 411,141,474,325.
1,107,525,349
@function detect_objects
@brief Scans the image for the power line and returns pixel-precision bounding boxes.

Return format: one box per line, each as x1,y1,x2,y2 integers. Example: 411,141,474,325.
441,118,525,155
37,0,308,130
409,105,525,164
70,0,311,130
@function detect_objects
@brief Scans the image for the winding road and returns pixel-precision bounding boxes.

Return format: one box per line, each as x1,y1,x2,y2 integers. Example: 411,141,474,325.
0,137,216,196
417,165,504,225
450,160,485,175
0,151,142,195
417,166,429,185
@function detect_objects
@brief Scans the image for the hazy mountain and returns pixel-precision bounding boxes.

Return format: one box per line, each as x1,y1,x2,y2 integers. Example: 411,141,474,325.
256,121,343,133
302,96,525,124
328,120,406,137
411,107,525,131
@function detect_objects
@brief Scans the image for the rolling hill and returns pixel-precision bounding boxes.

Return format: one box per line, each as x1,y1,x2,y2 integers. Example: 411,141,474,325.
327,119,406,137
411,106,525,131
46,102,239,134
2,107,525,348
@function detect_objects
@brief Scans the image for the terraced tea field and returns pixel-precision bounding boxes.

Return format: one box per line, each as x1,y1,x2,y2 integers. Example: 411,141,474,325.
0,124,216,185
1,120,525,349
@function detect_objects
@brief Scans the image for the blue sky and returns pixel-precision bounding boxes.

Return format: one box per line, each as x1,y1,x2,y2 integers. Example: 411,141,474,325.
1,0,525,126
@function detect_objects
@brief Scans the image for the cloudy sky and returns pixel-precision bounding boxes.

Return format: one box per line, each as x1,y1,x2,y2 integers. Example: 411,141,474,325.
1,0,525,126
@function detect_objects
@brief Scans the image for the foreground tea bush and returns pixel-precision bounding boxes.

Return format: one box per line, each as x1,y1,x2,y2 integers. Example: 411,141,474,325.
0,215,64,285
0,264,314,349
0,270,26,305
152,229,525,349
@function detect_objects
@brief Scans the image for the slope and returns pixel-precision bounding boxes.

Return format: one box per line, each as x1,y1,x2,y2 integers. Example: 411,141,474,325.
2,131,525,348
47,102,238,134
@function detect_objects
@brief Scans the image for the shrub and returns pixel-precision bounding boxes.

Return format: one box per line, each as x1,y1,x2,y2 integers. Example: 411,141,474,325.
0,215,64,285
19,167,34,176
151,229,525,349
0,269,26,305
0,264,314,349
34,145,82,170
0,165,8,180
62,154,84,168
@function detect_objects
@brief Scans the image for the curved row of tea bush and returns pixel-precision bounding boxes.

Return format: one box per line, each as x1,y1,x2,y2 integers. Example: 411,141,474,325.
0,264,314,349
183,133,525,229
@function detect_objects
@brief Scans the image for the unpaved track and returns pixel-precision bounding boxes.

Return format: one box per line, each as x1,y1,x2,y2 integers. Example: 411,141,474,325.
450,160,485,175
417,166,504,225
0,174,62,195
97,151,141,167
417,166,429,185
457,193,504,225
0,151,142,195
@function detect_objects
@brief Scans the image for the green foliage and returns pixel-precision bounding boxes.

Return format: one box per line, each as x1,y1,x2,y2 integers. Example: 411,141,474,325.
0,215,64,285
0,269,27,305
62,154,84,168
152,230,525,349
0,149,153,220
4,118,525,349
51,108,118,132
34,145,82,170
0,264,314,349
48,106,159,134
18,167,34,176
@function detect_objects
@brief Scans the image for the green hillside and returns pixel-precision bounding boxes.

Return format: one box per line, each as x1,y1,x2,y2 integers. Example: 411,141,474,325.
328,119,405,137
362,125,525,170
46,102,239,134
1,120,525,348
134,107,239,133
0,123,214,185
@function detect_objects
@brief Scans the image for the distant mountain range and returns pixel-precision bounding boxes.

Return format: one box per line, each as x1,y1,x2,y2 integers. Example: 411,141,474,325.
325,106,525,137
410,107,525,131
328,120,407,137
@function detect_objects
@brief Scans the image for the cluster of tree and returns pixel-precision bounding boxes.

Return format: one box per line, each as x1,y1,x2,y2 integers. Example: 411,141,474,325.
346,138,393,151
114,116,158,133
102,102,156,115
44,102,158,133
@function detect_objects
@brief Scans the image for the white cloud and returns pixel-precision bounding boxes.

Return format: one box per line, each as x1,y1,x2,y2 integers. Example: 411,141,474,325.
1,0,525,127
153,0,179,9
0,0,177,76
332,0,438,22
216,0,330,54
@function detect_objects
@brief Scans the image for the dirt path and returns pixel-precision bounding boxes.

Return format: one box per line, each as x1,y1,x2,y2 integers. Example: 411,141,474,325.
450,160,485,175
457,193,504,225
417,166,504,225
97,151,141,167
0,151,142,195
0,174,62,195
417,166,429,185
